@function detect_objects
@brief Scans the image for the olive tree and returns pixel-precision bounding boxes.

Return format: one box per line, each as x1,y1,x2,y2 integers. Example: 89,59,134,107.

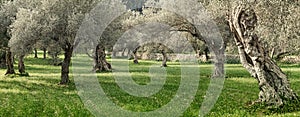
9,8,40,74
0,1,18,75
229,3,298,106
9,0,98,84
0,0,43,75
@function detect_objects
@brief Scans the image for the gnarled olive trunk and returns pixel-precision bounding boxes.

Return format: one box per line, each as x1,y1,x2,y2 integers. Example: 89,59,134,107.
60,47,73,84
133,52,139,64
18,54,25,74
93,44,111,72
161,50,167,67
132,46,140,64
5,49,15,75
229,4,298,106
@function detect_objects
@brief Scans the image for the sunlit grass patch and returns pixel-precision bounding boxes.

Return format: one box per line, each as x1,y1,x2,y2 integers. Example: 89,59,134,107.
0,55,299,116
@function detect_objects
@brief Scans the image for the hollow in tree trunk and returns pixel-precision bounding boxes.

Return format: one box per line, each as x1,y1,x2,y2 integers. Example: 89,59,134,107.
93,44,111,72
5,49,15,75
161,50,167,67
229,4,298,106
18,54,25,74
60,47,73,84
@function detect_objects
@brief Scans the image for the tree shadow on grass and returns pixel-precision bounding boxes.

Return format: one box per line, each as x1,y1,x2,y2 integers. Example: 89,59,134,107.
0,77,92,116
0,79,72,91
25,66,61,74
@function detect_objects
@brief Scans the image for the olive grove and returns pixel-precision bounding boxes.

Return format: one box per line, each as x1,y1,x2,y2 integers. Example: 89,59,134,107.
0,0,298,108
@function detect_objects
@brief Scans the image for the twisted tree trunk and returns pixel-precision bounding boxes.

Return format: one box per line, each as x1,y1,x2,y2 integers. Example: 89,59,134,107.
60,47,73,84
18,54,25,74
229,4,298,106
5,49,15,75
93,44,111,72
132,46,140,64
161,50,167,67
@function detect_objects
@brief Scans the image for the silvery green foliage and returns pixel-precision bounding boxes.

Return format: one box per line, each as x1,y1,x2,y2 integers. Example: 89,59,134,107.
9,8,40,54
34,0,90,49
118,7,203,54
8,0,101,55
255,0,300,57
0,0,41,50
3,0,300,57
0,1,17,50
197,0,300,56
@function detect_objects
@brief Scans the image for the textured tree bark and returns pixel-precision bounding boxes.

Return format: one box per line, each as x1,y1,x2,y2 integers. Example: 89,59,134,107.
229,4,298,106
5,50,15,75
93,44,111,72
18,54,25,74
161,50,167,67
60,47,73,84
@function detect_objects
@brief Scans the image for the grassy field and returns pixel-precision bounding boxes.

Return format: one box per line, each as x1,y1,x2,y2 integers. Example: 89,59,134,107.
0,55,300,116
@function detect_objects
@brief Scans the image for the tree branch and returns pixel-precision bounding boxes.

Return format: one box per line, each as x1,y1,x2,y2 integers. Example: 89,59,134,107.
84,47,95,59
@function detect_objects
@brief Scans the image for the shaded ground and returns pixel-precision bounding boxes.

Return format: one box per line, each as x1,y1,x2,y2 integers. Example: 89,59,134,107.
0,56,299,116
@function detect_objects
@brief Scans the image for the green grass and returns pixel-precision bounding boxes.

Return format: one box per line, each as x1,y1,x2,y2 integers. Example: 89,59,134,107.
0,55,300,116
